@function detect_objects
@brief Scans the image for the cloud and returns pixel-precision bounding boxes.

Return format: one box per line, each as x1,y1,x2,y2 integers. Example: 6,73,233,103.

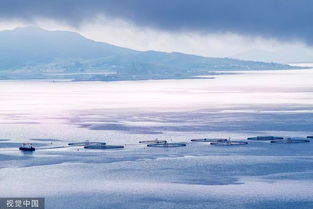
0,0,313,44
61,17,312,63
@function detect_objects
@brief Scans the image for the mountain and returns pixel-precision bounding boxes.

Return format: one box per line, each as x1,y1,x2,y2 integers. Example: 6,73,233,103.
0,27,300,81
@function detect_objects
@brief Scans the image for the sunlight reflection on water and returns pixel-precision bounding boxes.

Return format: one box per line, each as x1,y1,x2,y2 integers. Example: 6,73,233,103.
1,69,313,209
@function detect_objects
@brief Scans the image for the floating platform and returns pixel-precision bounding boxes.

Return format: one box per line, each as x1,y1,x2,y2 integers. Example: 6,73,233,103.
19,147,35,151
19,143,35,151
147,142,186,147
247,136,284,141
191,138,227,142
139,139,167,144
210,141,248,146
270,139,310,144
84,143,124,149
68,141,102,146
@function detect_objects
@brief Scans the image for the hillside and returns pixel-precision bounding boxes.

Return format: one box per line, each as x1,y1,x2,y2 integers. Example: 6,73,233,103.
0,27,299,81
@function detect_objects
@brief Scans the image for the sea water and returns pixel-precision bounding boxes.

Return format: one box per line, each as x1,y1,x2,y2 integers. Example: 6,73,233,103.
0,69,313,209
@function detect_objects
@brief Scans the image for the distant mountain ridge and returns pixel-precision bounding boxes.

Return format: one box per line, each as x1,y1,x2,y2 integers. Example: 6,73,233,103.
0,27,300,81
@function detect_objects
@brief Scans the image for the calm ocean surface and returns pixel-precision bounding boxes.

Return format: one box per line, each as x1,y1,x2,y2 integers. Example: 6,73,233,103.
1,69,313,209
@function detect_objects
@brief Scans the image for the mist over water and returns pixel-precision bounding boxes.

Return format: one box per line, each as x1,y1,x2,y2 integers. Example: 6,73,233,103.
1,69,313,209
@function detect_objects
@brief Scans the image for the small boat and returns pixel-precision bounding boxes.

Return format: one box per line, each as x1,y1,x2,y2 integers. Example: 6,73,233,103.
271,138,310,144
19,143,35,151
68,141,101,146
210,140,248,146
139,139,167,144
307,136,313,139
147,142,186,147
84,143,124,149
247,136,283,141
191,138,227,142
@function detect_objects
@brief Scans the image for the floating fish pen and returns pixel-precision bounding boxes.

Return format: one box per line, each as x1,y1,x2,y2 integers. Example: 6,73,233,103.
210,140,248,146
247,136,284,141
270,138,310,144
68,141,101,146
139,139,167,144
191,138,227,142
19,143,35,151
147,142,186,148
11,134,312,152
84,143,124,149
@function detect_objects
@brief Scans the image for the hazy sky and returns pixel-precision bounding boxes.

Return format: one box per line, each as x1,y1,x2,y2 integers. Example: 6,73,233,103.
0,0,313,63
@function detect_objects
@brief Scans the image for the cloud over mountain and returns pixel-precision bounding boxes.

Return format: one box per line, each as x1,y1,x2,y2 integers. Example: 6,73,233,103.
0,0,312,44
